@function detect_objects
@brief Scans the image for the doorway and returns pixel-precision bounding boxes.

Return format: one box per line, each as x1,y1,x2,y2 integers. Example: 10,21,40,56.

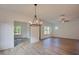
14,21,29,46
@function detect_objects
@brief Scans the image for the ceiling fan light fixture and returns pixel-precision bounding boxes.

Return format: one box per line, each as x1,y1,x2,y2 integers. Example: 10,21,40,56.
59,14,70,23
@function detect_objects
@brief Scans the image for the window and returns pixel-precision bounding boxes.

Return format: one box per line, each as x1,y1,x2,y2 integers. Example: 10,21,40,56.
44,26,50,35
55,26,59,30
14,25,21,35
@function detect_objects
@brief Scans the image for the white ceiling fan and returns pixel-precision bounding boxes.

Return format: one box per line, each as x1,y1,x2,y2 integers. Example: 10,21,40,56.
59,14,70,23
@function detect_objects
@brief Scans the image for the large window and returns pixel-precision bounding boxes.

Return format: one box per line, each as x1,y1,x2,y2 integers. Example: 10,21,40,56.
14,25,21,35
44,26,51,35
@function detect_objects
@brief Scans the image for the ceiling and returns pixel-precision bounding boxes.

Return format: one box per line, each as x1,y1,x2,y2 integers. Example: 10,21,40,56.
0,4,79,23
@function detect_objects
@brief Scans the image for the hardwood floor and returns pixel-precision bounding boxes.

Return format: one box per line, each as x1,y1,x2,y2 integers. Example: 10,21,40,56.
0,37,79,55
41,37,79,55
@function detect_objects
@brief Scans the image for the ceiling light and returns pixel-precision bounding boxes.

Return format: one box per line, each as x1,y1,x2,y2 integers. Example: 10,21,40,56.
29,4,43,26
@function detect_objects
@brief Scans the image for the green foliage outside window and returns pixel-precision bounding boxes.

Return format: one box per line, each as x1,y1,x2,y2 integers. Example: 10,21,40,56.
14,26,21,35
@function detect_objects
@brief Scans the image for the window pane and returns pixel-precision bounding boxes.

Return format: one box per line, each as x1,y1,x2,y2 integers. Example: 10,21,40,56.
44,26,50,35
14,26,21,35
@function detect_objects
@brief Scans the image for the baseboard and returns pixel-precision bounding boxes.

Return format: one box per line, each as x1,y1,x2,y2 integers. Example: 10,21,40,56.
51,36,79,40
41,36,79,40
41,36,52,40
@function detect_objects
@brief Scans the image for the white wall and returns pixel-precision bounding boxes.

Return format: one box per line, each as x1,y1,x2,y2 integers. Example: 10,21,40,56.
30,26,40,43
0,20,14,50
52,20,79,39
